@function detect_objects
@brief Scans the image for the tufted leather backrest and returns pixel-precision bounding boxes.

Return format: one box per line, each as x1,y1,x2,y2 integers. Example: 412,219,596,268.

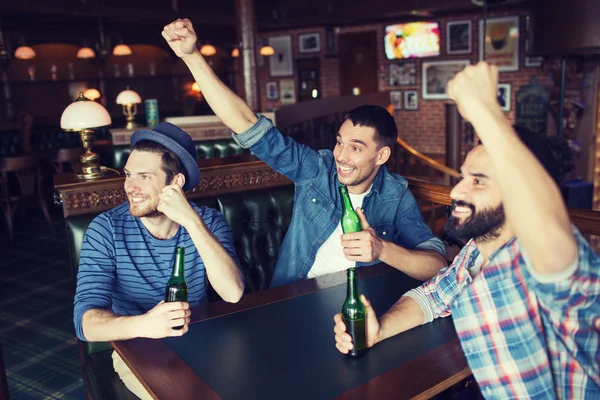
213,185,294,292
111,139,250,168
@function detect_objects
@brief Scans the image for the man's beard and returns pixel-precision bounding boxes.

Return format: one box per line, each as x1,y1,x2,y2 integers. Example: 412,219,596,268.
128,198,163,218
444,200,506,243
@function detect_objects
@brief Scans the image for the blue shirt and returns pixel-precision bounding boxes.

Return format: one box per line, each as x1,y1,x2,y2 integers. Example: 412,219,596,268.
73,202,239,341
233,115,445,287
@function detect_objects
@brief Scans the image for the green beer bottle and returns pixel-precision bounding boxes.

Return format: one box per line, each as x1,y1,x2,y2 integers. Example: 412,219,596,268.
165,247,188,330
342,267,367,358
339,185,362,233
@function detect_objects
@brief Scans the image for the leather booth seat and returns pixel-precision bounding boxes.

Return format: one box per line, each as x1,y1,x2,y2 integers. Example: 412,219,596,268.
65,184,294,399
109,139,248,169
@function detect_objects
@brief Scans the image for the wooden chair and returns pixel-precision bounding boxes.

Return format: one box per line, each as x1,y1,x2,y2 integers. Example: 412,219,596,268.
51,148,83,174
0,155,52,247
17,111,33,153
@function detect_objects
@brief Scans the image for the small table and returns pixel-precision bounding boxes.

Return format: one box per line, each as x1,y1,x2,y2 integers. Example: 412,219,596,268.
112,264,470,399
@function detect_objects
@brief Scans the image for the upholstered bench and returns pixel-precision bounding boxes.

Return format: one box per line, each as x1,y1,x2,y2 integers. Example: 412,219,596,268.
65,184,294,399
109,139,249,169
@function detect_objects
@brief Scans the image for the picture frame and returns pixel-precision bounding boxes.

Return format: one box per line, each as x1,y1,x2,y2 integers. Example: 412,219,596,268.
268,35,293,77
446,20,472,55
388,62,417,86
266,81,278,100
524,38,543,68
479,16,520,72
298,33,321,53
422,60,470,100
390,91,402,111
497,83,511,112
404,90,419,111
279,79,296,104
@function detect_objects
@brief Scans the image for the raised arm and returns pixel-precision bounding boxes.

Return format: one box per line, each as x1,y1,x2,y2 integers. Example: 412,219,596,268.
446,62,577,275
162,18,257,134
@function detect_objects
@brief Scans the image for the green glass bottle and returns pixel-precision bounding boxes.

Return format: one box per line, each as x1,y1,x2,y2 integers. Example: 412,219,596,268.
165,247,188,330
339,185,362,233
342,267,367,358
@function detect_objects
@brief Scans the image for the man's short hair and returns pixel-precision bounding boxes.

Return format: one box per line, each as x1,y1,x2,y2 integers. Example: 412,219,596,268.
131,140,188,186
513,125,575,184
345,105,398,149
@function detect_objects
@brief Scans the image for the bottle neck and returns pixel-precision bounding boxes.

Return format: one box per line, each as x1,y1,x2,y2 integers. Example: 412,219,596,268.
340,186,354,214
171,248,185,278
346,268,359,299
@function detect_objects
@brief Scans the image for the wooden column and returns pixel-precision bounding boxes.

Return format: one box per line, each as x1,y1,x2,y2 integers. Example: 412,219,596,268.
235,0,259,112
445,104,462,185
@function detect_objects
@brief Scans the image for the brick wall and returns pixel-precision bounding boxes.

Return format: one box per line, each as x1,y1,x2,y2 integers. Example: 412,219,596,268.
242,9,553,155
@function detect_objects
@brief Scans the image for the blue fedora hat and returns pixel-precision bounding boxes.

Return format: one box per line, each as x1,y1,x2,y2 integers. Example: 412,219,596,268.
130,122,199,191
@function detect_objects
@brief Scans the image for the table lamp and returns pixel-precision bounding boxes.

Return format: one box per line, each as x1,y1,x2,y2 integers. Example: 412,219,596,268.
60,92,112,179
116,88,142,129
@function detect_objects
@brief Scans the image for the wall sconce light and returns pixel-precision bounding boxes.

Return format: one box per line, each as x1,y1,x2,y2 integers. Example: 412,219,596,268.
60,92,112,179
0,23,36,62
200,44,217,57
230,43,274,58
83,88,101,101
77,17,132,62
116,88,142,129
191,82,200,93
259,45,275,57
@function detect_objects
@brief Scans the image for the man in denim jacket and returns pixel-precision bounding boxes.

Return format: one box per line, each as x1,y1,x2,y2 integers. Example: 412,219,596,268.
163,19,447,287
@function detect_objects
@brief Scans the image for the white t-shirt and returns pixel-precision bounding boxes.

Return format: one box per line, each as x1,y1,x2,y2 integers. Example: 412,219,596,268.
307,186,371,278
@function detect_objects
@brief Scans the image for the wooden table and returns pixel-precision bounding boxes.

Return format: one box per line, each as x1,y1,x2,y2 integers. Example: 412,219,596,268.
112,265,470,400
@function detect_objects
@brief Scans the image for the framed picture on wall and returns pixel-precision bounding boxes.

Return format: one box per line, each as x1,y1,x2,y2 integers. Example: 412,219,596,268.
524,39,543,67
422,60,470,100
266,81,279,100
299,33,321,53
497,83,511,112
268,35,293,77
279,79,296,104
479,16,520,72
388,62,417,86
446,20,472,55
404,90,419,111
390,91,402,111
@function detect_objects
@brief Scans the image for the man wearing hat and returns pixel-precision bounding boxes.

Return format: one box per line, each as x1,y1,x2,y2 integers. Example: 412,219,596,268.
73,122,244,399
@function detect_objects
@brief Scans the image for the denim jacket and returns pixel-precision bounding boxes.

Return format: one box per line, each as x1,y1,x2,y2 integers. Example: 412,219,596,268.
233,115,445,288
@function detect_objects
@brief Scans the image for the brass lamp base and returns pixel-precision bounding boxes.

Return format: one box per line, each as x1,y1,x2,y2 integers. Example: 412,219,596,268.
74,130,112,179
125,119,140,130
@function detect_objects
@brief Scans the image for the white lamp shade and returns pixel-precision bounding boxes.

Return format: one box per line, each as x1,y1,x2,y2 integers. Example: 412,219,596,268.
61,94,112,130
200,44,216,56
191,82,200,92
77,47,96,59
14,46,36,60
259,45,275,56
112,44,132,56
116,89,142,105
83,88,101,101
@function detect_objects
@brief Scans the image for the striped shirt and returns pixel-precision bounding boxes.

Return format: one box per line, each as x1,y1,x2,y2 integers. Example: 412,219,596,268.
405,226,600,399
73,202,240,341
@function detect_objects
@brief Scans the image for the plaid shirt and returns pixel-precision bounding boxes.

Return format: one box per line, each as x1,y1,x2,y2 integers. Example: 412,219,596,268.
406,227,600,399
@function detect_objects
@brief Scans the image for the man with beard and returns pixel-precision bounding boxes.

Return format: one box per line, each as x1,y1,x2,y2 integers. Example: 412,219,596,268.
73,122,244,399
162,19,446,288
334,62,600,398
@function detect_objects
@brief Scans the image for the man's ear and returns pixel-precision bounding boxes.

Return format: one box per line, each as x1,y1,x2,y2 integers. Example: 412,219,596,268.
376,146,391,166
172,173,186,189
